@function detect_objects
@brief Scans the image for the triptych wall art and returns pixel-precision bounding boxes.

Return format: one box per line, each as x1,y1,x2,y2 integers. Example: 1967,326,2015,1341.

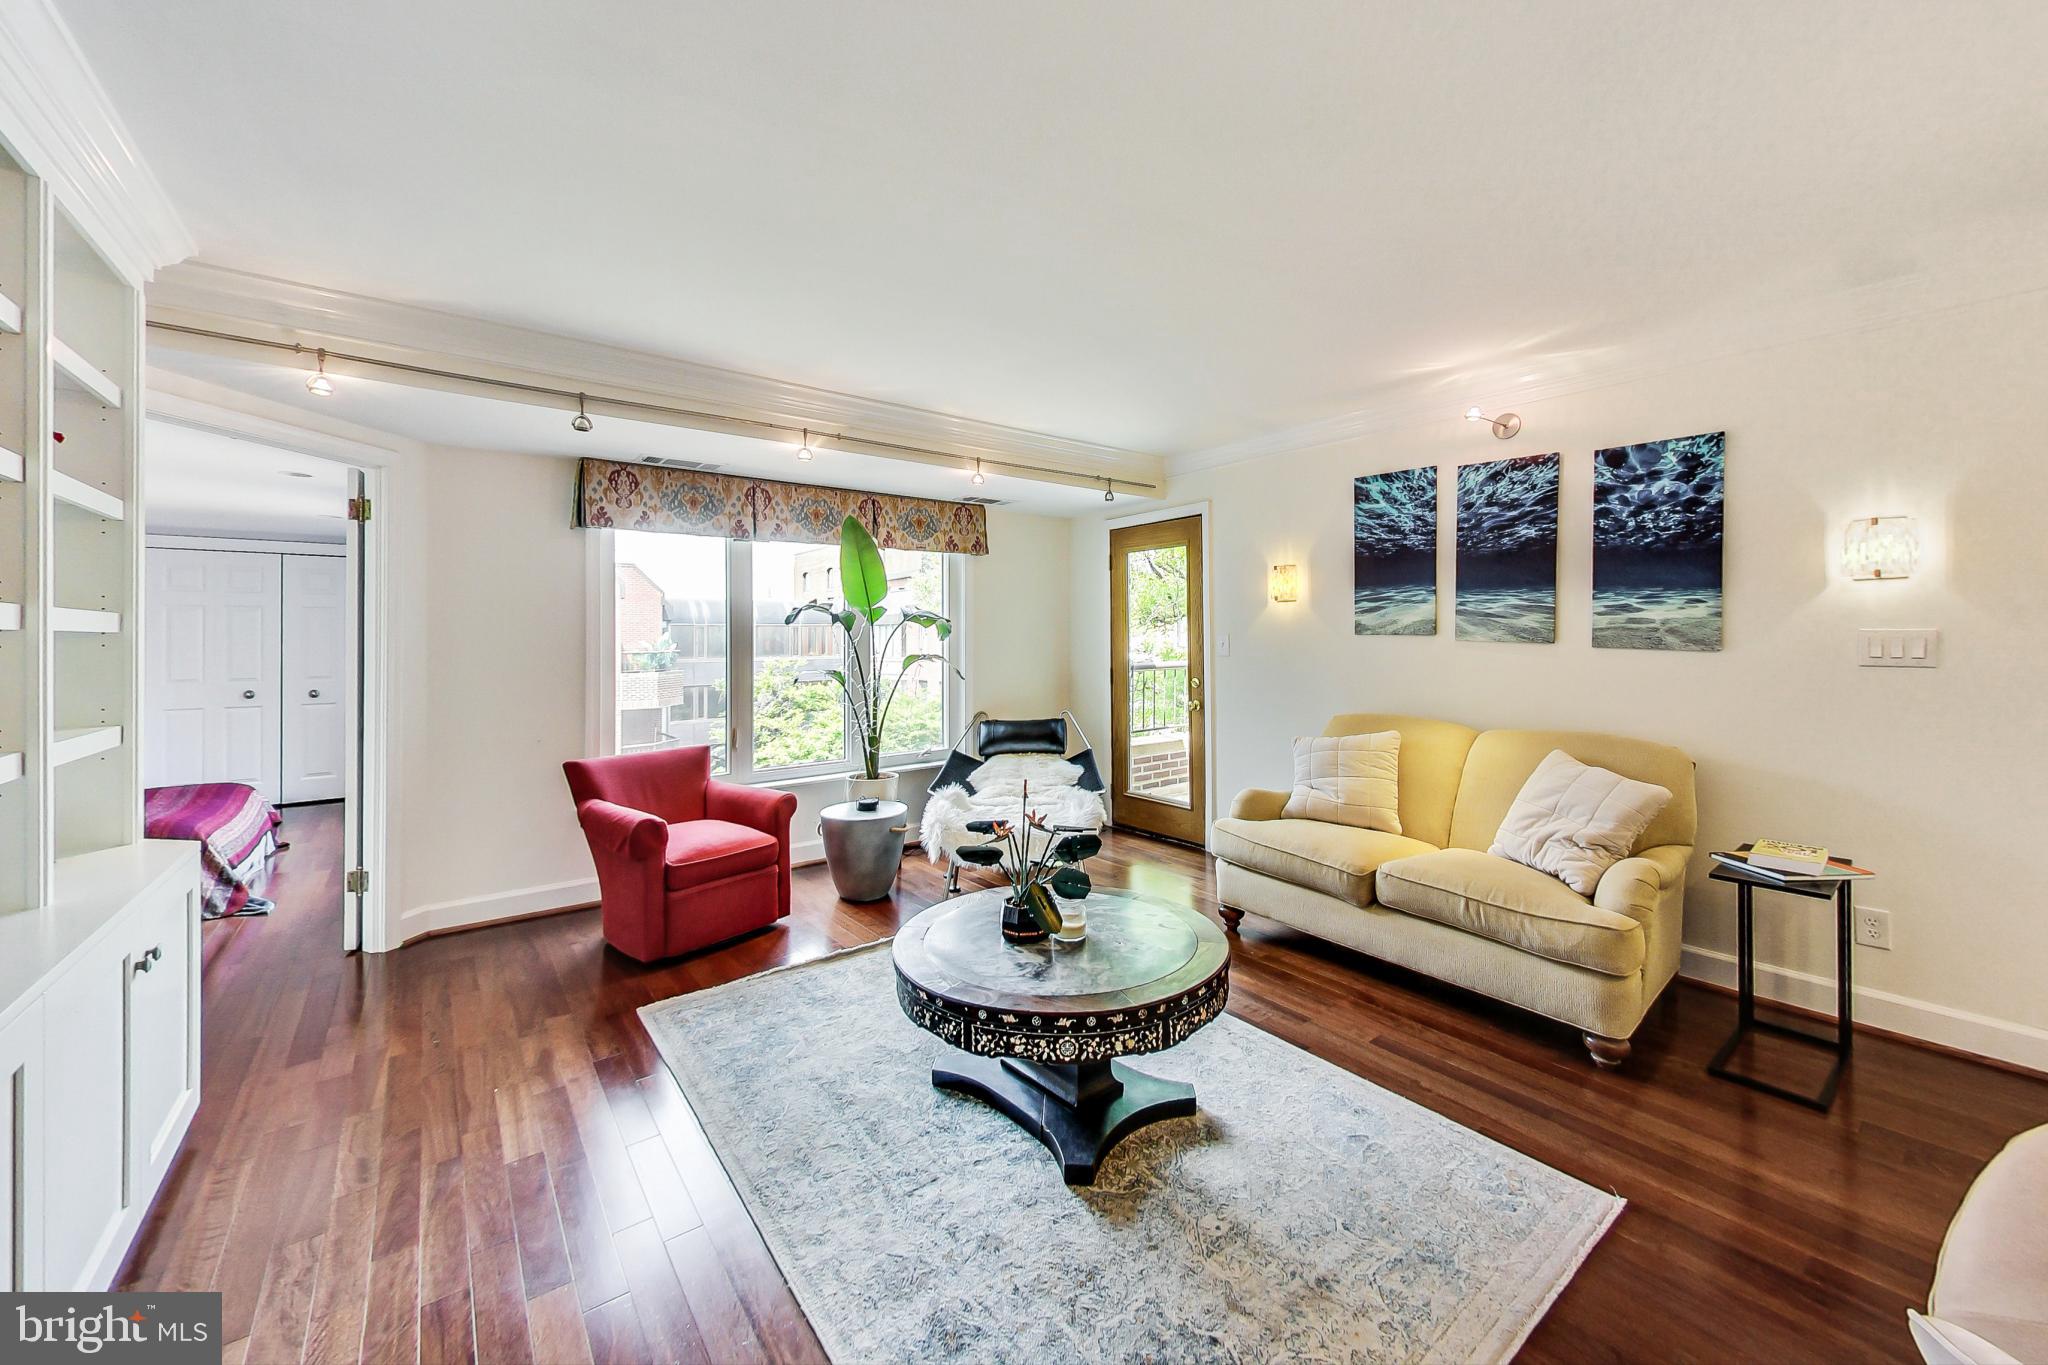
1351,431,1724,651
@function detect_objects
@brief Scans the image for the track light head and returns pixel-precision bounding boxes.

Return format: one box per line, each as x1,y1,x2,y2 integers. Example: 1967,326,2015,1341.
306,348,333,396
797,428,813,461
571,393,594,433
1103,478,1115,503
970,460,986,486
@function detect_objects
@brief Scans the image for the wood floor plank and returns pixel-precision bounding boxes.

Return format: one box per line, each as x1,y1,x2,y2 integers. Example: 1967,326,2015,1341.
111,804,2048,1365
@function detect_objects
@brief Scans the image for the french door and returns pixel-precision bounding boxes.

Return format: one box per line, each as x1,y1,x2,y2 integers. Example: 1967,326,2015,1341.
1109,516,1206,844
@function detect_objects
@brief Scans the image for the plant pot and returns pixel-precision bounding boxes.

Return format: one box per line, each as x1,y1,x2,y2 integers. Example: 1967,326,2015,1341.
847,772,899,804
1000,896,1051,944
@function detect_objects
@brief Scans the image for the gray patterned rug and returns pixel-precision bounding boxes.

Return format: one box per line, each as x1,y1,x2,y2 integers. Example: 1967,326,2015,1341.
639,943,1621,1364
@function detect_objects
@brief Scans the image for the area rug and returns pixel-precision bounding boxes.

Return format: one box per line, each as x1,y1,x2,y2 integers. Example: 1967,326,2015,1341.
639,943,1621,1363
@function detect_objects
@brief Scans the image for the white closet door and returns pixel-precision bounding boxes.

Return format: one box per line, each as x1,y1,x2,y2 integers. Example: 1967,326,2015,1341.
144,549,283,803
281,555,347,804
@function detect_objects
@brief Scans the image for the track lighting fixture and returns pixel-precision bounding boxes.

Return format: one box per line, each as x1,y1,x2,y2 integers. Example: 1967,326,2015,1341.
305,349,333,397
571,393,594,433
797,428,814,461
970,459,986,486
1103,477,1115,503
1464,405,1521,439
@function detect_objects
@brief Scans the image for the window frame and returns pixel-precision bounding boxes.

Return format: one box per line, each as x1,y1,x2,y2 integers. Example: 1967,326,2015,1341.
590,530,966,786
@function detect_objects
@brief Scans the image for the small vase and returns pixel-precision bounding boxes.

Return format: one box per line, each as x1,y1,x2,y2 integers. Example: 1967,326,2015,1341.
847,772,898,805
1001,896,1050,944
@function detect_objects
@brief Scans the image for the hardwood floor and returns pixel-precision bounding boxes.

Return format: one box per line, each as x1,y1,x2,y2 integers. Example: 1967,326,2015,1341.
119,803,2046,1363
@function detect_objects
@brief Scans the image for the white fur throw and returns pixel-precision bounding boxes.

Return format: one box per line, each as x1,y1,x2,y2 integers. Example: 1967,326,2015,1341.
921,752,1108,866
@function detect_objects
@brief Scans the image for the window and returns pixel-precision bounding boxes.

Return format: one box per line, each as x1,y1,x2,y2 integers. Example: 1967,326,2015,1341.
608,530,957,782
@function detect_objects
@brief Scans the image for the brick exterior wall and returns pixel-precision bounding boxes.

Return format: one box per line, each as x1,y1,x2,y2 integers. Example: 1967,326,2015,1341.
1130,734,1189,790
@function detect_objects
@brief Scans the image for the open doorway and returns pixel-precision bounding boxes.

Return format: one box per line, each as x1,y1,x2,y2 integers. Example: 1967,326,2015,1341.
140,416,369,951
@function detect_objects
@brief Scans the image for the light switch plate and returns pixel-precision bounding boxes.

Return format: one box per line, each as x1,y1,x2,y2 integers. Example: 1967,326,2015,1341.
1857,628,1939,667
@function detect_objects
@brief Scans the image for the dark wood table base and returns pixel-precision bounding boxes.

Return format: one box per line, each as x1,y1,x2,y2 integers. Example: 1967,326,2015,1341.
932,1056,1196,1185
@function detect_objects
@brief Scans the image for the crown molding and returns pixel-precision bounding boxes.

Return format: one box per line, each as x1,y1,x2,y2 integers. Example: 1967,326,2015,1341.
147,262,1165,486
1173,267,2048,475
0,0,194,282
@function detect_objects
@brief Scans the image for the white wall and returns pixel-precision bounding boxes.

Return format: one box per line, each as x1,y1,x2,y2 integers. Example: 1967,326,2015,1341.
389,485,1075,940
1071,291,2048,1067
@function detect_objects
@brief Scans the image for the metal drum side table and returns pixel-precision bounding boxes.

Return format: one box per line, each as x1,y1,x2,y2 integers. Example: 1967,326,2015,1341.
818,799,908,902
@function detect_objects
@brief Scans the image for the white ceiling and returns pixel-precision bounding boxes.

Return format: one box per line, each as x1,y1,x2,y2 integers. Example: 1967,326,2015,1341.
148,347,1121,515
60,1,2048,457
144,416,352,542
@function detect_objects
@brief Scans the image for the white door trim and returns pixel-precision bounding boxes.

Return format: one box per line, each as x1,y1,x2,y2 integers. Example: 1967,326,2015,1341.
143,391,398,952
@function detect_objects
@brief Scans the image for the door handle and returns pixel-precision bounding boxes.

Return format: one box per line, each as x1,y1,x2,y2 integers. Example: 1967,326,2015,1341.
242,689,256,700
1188,699,1204,713
308,689,320,698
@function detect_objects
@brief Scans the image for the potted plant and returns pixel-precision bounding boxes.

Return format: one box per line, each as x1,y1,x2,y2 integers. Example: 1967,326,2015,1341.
784,515,959,805
952,787,1102,942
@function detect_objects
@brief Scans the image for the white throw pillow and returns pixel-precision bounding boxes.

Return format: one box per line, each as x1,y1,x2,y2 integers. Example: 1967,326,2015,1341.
1281,732,1402,834
1489,749,1672,895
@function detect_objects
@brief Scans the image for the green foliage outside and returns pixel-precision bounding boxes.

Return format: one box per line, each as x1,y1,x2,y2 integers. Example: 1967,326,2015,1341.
1127,545,1188,662
751,655,944,769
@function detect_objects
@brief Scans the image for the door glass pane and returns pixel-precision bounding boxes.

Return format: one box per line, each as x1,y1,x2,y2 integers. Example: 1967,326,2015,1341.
615,531,728,770
1125,544,1191,808
752,541,846,769
877,549,946,755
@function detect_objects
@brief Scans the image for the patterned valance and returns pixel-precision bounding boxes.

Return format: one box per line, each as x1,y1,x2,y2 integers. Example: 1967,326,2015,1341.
574,457,989,555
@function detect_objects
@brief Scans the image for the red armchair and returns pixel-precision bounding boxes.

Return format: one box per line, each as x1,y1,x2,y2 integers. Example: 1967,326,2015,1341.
563,746,798,962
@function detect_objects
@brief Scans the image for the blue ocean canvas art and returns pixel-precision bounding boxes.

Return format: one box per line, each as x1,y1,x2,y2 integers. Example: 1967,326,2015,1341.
1592,431,1725,651
1457,453,1558,643
1353,466,1438,636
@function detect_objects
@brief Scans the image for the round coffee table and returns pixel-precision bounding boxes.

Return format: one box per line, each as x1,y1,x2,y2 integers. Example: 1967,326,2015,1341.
892,887,1230,1184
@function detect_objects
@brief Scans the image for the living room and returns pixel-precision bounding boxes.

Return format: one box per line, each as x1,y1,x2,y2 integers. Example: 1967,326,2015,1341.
0,4,2042,1363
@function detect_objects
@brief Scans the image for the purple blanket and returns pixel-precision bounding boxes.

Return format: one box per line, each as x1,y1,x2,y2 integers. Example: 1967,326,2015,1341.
144,783,285,917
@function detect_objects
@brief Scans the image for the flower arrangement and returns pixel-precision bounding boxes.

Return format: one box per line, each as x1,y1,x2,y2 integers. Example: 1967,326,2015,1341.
953,783,1102,942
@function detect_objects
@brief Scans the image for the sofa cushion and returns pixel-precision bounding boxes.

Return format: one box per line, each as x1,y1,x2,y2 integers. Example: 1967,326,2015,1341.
1321,713,1479,848
1211,817,1438,908
1448,728,1696,855
1374,848,1646,976
1282,731,1402,833
665,818,779,890
1489,750,1672,895
1928,1124,2048,1365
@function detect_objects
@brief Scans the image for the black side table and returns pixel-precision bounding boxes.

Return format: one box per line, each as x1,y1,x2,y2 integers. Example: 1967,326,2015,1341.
1706,862,1858,1111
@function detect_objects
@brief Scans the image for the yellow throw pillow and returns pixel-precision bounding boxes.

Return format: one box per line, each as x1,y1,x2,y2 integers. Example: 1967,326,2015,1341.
1281,732,1402,834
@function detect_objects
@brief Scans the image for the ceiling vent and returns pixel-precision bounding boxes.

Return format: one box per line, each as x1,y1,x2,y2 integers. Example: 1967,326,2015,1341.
960,495,1006,506
637,456,722,472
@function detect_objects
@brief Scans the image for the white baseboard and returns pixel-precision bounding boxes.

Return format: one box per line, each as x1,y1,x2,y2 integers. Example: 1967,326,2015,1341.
399,877,599,942
1678,945,2048,1074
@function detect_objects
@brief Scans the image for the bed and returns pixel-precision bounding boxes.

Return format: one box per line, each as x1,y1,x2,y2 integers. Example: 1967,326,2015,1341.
144,783,287,918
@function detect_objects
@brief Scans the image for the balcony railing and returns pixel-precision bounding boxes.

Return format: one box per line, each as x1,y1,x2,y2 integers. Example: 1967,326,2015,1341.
1129,661,1188,736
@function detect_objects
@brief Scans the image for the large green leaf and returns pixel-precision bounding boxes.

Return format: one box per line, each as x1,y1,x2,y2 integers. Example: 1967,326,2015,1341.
1026,883,1065,934
964,818,998,834
838,515,890,622
955,845,1005,866
1049,866,1092,900
1053,833,1101,863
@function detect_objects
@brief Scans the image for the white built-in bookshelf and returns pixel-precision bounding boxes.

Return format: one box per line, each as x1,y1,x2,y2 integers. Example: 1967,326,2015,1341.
0,138,144,914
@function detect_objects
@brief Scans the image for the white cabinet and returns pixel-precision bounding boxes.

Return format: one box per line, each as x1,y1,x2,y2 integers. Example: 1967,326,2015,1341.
0,842,200,1291
0,999,44,1292
40,936,127,1290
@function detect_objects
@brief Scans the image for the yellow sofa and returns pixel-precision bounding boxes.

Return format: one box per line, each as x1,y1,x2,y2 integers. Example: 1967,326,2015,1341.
1212,713,1696,1066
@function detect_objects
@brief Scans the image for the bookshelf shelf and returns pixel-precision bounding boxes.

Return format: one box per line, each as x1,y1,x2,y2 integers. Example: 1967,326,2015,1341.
51,469,124,520
52,725,122,767
0,601,20,630
1,444,21,482
0,285,19,333
52,336,123,408
0,751,21,786
52,607,119,633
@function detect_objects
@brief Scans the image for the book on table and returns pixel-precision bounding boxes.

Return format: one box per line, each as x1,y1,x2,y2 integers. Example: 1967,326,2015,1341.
1746,839,1831,875
1711,844,1873,882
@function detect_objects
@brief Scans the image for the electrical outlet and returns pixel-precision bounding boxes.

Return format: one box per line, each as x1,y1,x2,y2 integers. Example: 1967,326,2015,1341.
1855,906,1892,950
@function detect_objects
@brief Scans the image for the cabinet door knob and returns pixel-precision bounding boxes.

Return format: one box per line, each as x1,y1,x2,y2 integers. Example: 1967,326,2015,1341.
134,955,153,974
308,689,320,699
242,689,257,700
147,945,163,962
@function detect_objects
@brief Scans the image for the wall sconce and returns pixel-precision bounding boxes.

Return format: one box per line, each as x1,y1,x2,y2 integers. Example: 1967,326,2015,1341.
1270,563,1300,602
1843,516,1918,580
1464,405,1521,439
